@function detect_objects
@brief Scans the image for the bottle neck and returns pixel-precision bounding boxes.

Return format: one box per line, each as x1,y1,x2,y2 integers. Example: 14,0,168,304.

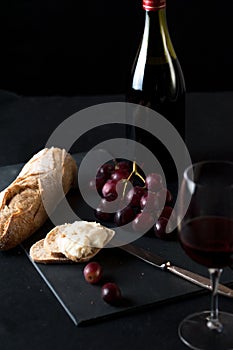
144,7,167,33
142,5,176,60
142,0,168,36
143,0,166,12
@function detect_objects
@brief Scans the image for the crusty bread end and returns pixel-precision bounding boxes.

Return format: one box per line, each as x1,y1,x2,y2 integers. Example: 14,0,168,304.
0,147,77,250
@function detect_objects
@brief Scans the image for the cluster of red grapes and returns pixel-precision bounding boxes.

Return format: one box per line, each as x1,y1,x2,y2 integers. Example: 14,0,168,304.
90,160,176,240
83,261,121,305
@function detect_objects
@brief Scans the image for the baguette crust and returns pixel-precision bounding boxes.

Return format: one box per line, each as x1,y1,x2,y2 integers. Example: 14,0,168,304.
0,147,77,250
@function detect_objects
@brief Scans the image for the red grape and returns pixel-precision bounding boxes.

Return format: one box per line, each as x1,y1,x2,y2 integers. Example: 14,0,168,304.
154,217,175,240
114,206,136,226
160,206,173,220
111,169,130,182
116,161,131,172
96,175,106,192
145,173,163,191
158,187,173,203
140,191,163,212
101,282,122,304
97,163,114,179
83,262,103,284
126,186,146,208
102,180,118,201
132,211,155,233
89,174,106,193
95,198,114,222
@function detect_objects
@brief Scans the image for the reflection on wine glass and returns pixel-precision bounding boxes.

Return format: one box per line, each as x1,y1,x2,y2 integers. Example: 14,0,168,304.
177,160,233,349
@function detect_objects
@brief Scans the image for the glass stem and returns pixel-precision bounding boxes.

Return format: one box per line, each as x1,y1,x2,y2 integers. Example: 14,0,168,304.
207,268,223,333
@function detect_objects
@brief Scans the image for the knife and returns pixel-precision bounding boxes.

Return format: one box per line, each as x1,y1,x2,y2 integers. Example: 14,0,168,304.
119,243,233,298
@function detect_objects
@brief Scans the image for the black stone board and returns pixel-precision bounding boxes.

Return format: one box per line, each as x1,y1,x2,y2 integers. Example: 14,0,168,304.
1,156,233,326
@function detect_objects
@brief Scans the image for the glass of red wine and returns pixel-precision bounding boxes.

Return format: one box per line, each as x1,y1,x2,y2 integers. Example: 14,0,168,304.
177,160,233,349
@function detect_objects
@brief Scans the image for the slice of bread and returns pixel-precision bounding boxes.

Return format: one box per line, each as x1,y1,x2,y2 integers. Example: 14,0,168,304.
43,225,65,257
30,221,115,264
29,239,70,264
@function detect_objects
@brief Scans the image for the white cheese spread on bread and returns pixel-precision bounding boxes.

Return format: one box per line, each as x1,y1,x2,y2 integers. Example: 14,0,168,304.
57,221,115,260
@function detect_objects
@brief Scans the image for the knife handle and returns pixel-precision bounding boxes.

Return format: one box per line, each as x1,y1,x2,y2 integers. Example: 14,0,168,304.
166,263,233,298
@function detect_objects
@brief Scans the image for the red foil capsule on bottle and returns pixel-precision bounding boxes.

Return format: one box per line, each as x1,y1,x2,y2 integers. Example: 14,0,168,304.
143,0,166,11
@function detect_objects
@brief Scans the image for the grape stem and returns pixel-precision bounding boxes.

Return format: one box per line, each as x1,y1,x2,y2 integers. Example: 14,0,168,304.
121,161,145,199
128,161,145,184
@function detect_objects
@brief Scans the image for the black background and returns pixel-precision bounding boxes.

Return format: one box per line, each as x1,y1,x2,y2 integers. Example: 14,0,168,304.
0,3,233,349
0,0,232,95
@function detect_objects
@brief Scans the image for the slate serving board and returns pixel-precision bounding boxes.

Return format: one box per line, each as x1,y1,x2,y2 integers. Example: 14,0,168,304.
1,157,233,326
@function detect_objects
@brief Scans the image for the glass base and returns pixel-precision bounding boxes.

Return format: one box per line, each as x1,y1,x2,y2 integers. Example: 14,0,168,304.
178,311,233,350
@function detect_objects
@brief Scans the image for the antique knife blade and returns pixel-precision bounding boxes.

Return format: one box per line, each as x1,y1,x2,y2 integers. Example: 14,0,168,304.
120,243,233,298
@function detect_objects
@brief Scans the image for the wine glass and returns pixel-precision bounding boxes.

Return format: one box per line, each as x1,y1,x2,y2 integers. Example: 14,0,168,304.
177,160,233,349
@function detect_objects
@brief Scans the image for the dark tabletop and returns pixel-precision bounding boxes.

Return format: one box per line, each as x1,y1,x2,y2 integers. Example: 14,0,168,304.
0,90,233,350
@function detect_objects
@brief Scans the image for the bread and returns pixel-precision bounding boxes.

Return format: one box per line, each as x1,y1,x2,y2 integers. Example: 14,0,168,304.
0,147,77,250
43,226,64,257
29,239,70,264
30,221,115,264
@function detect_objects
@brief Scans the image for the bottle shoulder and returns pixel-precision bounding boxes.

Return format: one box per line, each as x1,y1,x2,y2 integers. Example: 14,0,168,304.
130,54,185,94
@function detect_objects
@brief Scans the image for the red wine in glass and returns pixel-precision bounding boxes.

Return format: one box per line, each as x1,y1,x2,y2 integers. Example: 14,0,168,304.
180,216,233,268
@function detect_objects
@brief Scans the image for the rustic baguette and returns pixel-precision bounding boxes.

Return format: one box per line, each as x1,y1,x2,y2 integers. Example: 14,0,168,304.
0,147,77,250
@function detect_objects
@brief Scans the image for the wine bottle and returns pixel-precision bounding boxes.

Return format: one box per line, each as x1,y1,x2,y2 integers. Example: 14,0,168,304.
126,0,186,181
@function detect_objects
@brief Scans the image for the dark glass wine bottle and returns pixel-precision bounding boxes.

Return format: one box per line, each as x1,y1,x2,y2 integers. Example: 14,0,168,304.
126,0,186,181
